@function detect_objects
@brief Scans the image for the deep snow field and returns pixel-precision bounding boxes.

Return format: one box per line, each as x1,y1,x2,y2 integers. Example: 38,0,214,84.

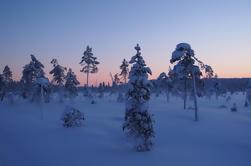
0,93,251,166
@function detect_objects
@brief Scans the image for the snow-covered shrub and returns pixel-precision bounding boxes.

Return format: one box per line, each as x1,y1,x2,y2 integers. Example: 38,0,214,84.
218,104,227,109
91,99,96,104
123,44,154,152
231,103,237,112
61,106,85,127
244,101,248,107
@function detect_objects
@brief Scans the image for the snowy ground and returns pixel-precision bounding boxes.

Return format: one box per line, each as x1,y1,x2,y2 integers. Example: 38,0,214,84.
0,93,251,166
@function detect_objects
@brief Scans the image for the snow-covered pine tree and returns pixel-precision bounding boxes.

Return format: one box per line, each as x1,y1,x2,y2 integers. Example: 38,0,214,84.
0,74,5,101
0,65,13,101
50,59,66,86
2,65,13,83
123,44,154,152
50,59,66,102
118,59,129,101
170,43,213,121
65,68,80,98
80,46,99,87
119,59,129,84
204,65,214,79
21,54,45,84
21,54,45,98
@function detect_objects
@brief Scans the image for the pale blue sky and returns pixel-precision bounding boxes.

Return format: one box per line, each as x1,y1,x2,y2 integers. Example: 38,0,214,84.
0,0,251,85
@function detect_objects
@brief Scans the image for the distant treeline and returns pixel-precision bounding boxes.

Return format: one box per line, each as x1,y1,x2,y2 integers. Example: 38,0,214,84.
203,78,250,92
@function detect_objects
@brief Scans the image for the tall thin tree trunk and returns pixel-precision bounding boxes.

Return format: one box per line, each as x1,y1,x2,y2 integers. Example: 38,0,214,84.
192,72,198,121
86,64,90,87
184,78,187,110
40,85,44,120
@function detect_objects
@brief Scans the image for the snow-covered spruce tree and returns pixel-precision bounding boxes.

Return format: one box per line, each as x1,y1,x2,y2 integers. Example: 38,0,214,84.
21,54,45,99
204,65,214,79
50,59,66,102
0,74,5,101
80,46,99,87
123,44,154,152
50,59,66,86
0,65,13,101
118,59,129,102
64,68,80,98
170,43,213,121
2,65,13,83
119,59,129,84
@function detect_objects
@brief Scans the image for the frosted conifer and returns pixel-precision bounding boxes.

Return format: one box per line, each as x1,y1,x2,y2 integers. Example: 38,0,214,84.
21,54,45,98
2,65,13,83
65,68,80,98
80,46,99,86
123,44,154,152
119,59,129,84
50,59,66,86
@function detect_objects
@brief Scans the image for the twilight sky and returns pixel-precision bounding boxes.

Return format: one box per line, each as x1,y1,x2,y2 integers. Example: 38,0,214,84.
0,0,251,86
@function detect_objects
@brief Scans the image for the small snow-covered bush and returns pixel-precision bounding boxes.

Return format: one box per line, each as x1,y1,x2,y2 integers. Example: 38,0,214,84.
61,106,85,127
218,104,227,109
244,101,248,107
231,103,237,112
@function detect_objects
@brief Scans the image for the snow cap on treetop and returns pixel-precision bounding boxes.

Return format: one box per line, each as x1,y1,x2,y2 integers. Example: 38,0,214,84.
134,44,141,51
176,43,191,50
85,46,92,55
170,43,194,63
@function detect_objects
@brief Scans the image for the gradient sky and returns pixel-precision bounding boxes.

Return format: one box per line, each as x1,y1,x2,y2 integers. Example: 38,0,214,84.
0,0,251,86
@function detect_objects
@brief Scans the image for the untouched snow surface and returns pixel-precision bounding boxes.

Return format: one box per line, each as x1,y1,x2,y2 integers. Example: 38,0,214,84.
0,93,251,166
